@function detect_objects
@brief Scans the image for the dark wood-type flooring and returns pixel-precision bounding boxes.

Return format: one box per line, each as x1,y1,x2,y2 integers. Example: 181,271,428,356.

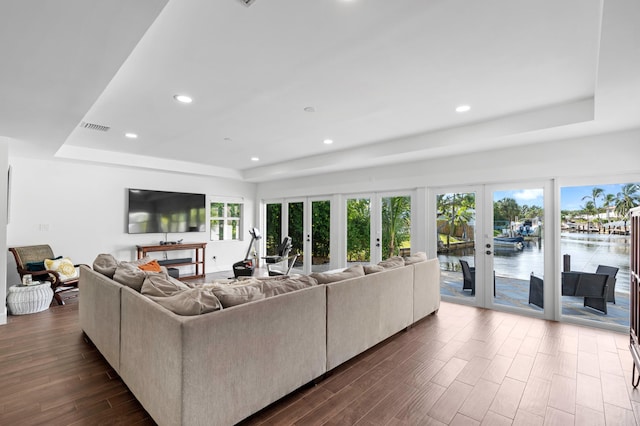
2,293,640,425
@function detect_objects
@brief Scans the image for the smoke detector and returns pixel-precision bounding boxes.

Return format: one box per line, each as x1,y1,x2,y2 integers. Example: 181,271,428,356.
237,0,257,6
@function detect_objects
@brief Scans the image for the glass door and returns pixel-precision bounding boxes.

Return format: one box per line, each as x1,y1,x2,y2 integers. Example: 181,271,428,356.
287,201,305,274
264,198,333,275
346,196,372,267
381,195,412,259
310,199,331,273
265,203,282,256
434,188,480,305
487,184,546,316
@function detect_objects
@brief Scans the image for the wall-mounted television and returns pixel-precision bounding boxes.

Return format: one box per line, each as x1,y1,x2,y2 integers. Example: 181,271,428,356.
127,189,206,234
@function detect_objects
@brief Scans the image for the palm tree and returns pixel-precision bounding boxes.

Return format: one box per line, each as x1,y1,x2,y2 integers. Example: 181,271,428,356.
582,187,604,229
582,201,597,231
615,184,640,229
382,196,411,258
602,193,616,222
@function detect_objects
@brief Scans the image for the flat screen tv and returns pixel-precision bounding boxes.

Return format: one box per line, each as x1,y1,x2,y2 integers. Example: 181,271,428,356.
127,189,206,234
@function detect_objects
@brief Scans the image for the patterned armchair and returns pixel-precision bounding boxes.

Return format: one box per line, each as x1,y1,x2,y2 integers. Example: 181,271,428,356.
9,244,81,305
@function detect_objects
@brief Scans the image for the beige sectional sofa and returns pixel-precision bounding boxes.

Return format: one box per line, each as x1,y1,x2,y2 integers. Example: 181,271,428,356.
79,257,440,426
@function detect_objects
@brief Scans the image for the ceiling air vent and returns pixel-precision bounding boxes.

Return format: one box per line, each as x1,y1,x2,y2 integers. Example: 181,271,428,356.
236,0,257,7
79,121,110,132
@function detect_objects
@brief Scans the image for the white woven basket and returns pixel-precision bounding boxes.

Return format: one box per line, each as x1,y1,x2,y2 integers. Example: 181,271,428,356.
7,283,54,315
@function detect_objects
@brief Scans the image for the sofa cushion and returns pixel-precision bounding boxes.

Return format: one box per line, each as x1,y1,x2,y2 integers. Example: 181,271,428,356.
363,264,385,275
113,257,171,292
113,263,147,292
141,273,191,297
403,252,427,265
309,264,365,284
146,287,223,316
93,254,118,278
260,274,319,297
205,280,265,308
378,256,405,269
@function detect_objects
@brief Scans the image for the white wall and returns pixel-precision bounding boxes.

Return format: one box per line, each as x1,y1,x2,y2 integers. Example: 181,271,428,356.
5,157,257,290
0,138,8,324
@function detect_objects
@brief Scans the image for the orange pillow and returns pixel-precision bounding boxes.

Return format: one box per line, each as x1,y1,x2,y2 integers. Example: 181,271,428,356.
138,259,162,273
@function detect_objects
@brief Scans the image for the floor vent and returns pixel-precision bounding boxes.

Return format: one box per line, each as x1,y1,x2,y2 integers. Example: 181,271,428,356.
79,121,110,132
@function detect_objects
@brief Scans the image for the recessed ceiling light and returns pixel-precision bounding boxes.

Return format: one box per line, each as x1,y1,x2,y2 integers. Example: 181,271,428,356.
125,133,138,139
456,105,471,113
304,106,316,113
323,139,334,145
174,94,193,104
251,157,260,162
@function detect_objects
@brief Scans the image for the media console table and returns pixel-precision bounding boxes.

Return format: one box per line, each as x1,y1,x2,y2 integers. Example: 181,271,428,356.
136,242,207,279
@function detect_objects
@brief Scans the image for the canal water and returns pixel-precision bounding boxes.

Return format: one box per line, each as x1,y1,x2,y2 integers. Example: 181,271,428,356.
438,232,630,293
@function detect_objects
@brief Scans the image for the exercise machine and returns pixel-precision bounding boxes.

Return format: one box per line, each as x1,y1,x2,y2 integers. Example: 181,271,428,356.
232,227,262,278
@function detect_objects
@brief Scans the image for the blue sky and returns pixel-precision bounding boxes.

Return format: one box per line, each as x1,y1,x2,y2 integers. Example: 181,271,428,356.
493,184,637,211
560,184,629,211
494,189,544,207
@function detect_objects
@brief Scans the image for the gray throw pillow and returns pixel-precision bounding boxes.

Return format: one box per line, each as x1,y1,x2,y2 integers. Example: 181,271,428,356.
260,275,318,298
363,264,385,275
213,284,265,308
113,263,148,292
147,287,222,316
141,273,190,297
309,264,365,284
403,252,427,265
93,254,118,278
378,256,405,269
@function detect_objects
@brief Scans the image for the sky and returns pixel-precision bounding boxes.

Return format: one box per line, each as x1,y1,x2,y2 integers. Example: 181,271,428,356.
560,184,631,211
493,183,637,211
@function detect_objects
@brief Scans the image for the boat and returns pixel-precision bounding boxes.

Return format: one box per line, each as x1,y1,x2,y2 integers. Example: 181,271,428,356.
494,236,524,251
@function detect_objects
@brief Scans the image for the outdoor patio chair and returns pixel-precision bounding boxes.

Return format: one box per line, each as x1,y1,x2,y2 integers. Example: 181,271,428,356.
459,259,475,295
575,272,609,315
595,265,618,303
9,244,82,305
528,274,544,309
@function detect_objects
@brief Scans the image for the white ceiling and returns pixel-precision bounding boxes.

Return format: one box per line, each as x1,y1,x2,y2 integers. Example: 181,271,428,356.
2,0,639,182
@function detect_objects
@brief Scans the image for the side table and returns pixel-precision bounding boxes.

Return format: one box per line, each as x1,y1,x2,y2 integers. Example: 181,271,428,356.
7,282,54,315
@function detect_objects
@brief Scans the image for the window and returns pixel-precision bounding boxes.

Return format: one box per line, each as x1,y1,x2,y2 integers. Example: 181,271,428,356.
210,201,243,241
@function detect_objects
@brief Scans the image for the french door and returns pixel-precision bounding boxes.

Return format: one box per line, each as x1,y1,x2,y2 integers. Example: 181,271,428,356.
433,181,551,317
264,198,332,274
346,192,413,266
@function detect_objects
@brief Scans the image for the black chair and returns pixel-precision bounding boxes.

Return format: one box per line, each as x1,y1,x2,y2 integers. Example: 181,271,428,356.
595,265,618,303
575,273,609,314
459,260,475,295
528,274,544,309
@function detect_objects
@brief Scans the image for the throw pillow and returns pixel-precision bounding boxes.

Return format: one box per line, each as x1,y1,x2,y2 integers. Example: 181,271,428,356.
138,259,162,272
141,273,190,297
93,254,118,278
261,275,318,298
363,264,385,275
378,256,405,269
44,257,79,281
403,252,427,265
146,287,223,316
309,264,365,284
207,281,265,308
26,256,62,272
